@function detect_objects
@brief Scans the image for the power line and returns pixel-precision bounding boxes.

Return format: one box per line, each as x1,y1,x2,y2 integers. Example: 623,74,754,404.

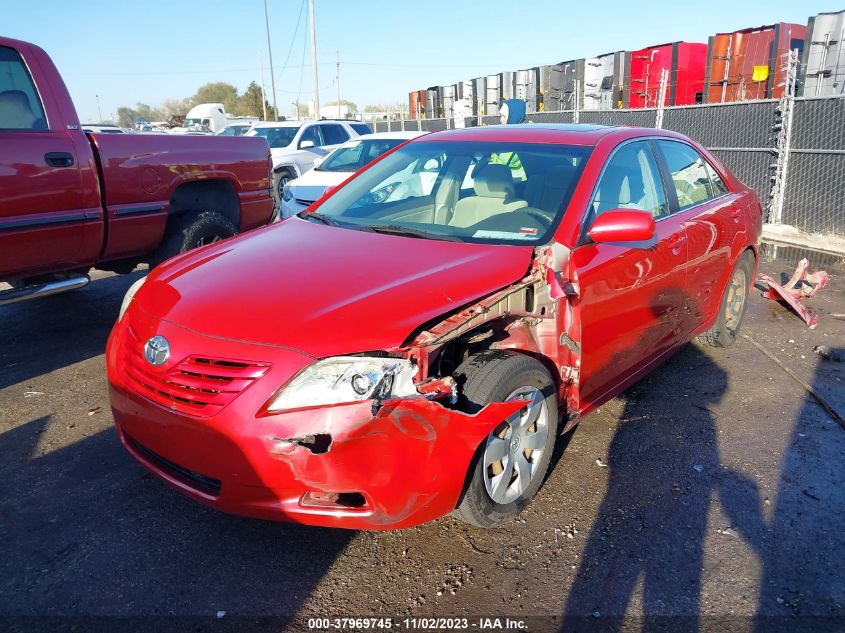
274,0,307,85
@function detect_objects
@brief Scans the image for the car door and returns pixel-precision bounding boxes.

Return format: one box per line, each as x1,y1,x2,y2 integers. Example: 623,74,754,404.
571,139,688,411
292,124,324,172
654,140,742,335
0,44,94,279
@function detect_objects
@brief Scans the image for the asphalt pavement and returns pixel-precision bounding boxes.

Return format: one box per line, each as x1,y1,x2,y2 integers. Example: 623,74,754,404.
1,245,843,633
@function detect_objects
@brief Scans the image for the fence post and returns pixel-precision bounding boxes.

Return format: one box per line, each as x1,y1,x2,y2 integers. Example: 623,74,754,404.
655,69,668,129
768,49,798,225
573,80,580,124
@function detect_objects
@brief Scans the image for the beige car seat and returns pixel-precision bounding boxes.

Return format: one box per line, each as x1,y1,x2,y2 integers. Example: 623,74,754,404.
0,90,39,129
449,163,527,228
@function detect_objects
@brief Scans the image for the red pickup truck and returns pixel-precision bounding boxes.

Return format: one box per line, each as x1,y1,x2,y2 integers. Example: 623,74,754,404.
0,36,275,304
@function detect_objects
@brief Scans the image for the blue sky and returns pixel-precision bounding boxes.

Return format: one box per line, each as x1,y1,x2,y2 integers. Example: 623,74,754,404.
4,0,839,121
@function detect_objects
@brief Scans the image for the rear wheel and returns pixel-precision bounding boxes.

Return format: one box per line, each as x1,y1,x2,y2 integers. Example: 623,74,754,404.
150,211,236,269
697,250,754,347
453,350,558,528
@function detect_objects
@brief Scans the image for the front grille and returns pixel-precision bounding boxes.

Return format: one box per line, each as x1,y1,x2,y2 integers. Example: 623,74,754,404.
122,327,270,417
125,433,222,497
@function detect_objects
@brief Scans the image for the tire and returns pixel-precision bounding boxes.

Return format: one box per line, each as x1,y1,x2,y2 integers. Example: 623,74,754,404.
453,350,559,528
150,211,236,269
276,168,295,200
696,250,754,348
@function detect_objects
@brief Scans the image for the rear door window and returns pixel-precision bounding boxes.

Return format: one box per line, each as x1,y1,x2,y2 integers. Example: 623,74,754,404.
656,140,718,210
0,46,47,130
320,123,350,145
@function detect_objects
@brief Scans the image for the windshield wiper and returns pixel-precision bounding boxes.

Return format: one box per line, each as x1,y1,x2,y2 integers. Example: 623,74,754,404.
300,211,337,225
366,224,462,242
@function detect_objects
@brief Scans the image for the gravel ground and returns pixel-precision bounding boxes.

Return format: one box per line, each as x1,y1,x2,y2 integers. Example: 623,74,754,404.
0,245,843,633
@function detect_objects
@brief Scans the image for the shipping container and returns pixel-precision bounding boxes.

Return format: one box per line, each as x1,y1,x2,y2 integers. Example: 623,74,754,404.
408,90,426,120
800,10,845,97
705,23,806,103
624,42,707,108
425,87,440,119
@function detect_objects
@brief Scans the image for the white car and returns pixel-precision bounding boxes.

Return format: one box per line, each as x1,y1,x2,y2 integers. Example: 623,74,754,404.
280,131,425,218
245,119,372,199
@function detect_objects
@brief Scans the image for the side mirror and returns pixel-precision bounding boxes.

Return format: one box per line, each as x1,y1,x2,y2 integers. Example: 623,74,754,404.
299,140,315,149
588,209,655,243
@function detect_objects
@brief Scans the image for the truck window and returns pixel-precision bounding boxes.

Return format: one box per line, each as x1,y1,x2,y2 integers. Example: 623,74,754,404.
0,46,47,130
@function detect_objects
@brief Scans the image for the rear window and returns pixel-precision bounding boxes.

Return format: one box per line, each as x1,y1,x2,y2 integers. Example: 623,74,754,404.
0,46,47,130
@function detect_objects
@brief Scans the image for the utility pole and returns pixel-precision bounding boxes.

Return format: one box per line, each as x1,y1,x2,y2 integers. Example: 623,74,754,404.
264,0,278,120
95,94,103,122
309,0,320,119
258,49,268,121
336,50,341,119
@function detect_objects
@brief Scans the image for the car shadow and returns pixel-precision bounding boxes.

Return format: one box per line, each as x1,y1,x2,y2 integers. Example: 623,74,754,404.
0,415,354,618
0,271,145,390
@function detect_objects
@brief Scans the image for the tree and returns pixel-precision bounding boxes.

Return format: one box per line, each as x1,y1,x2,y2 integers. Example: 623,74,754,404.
192,82,239,114
325,99,358,114
160,98,192,119
238,82,276,120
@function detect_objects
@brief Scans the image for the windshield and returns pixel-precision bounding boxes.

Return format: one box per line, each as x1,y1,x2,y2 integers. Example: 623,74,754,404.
184,118,209,128
317,138,408,172
246,126,299,148
309,141,590,245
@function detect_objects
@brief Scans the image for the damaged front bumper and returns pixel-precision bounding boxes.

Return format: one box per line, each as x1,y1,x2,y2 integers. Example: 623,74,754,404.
107,312,525,530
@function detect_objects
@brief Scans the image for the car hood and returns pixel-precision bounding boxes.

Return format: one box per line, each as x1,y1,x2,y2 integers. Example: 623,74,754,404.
287,170,350,203
137,217,534,358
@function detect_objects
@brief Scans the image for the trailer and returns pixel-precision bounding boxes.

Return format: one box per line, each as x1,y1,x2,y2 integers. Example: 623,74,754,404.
560,59,585,110
471,76,487,116
425,87,440,119
408,90,426,120
515,67,540,112
800,10,845,97
538,64,565,111
440,84,457,120
705,23,806,103
485,72,515,116
625,42,707,108
456,80,474,114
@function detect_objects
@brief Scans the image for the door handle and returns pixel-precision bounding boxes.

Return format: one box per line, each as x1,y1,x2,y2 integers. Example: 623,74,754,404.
45,152,74,168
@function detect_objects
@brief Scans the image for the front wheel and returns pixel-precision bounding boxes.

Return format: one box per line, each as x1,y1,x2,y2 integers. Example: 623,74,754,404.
276,168,295,200
453,350,559,528
150,211,236,269
697,250,754,347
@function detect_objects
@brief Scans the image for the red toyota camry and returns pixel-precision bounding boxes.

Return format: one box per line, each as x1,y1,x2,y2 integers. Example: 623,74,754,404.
107,124,762,530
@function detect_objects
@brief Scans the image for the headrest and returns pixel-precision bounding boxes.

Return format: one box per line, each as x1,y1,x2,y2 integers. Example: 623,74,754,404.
0,90,37,128
474,163,514,198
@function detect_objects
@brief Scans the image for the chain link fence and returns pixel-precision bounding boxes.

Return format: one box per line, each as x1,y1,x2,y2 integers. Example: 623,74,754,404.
373,96,845,241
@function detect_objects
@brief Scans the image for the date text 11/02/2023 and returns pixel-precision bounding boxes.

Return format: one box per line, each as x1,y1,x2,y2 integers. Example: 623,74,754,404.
307,617,528,630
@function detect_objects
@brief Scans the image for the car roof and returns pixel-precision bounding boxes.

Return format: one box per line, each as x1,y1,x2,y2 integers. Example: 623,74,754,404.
251,120,306,128
417,123,684,146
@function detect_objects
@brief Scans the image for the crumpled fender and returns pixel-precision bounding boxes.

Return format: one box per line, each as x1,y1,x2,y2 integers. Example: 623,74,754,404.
265,398,526,527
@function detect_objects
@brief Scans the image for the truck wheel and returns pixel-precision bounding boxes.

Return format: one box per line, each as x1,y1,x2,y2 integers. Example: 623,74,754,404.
276,168,294,200
453,350,558,528
150,211,236,269
697,250,754,348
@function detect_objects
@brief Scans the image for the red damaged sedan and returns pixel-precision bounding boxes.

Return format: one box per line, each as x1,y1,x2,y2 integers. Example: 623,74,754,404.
107,124,761,529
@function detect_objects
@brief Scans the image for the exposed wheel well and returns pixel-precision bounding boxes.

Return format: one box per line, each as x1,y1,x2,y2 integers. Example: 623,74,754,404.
169,180,240,229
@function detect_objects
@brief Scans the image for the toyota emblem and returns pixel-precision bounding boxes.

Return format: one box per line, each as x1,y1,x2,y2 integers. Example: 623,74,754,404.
144,335,170,366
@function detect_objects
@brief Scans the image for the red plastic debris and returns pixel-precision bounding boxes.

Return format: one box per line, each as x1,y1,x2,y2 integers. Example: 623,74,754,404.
760,258,830,329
